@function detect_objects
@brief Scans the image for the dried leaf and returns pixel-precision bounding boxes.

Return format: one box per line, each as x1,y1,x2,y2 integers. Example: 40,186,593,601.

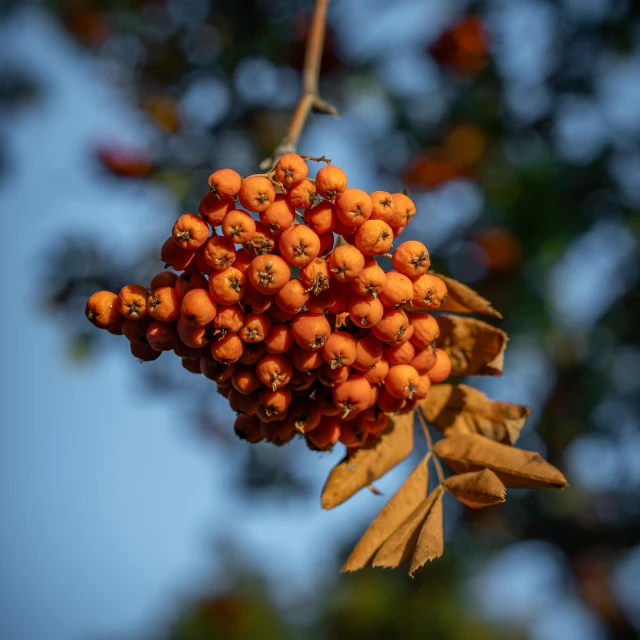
342,455,430,572
372,486,444,569
444,468,506,508
436,316,507,376
433,273,502,319
420,384,530,445
433,433,568,489
409,488,444,577
321,411,415,509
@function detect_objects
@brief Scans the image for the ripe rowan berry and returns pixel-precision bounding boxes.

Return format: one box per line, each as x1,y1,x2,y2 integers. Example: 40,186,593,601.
384,364,421,400
106,317,124,336
350,257,387,298
264,323,294,354
307,415,342,450
412,274,448,308
213,304,244,338
86,291,120,328
333,375,373,418
300,257,331,295
256,353,293,390
392,241,431,279
364,357,389,385
275,278,310,314
317,362,350,387
287,398,321,433
201,357,234,383
287,179,318,209
210,332,244,363
333,218,357,241
369,190,396,222
216,381,232,398
209,267,246,305
289,369,316,392
379,271,414,309
148,286,181,322
328,244,365,282
231,365,262,395
303,200,336,235
239,313,271,343
290,312,331,351
244,222,275,256
160,237,195,271
357,406,389,434
305,287,335,313
371,308,410,343
118,284,149,320
348,295,384,328
232,248,253,276
315,165,347,200
208,168,242,199
237,341,266,365
274,153,308,186
174,341,205,359
195,245,214,275
322,331,357,369
325,281,352,314
198,192,234,226
377,387,406,413
260,419,295,445
172,213,210,250
146,321,179,352
130,341,162,362
202,236,236,271
409,312,440,349
426,348,452,383
335,189,373,227
234,414,263,443
175,270,209,299
268,304,297,323
384,340,416,365
248,255,291,294
258,387,292,417
414,374,431,400
354,219,394,256
122,317,152,343
352,334,383,371
409,344,437,374
177,317,211,348
150,272,178,290
260,195,295,233
290,344,324,371
317,232,335,256
339,421,368,448
389,193,417,228
228,388,259,416
180,288,217,327
241,283,273,314
221,210,256,244
238,176,276,212
182,357,203,374
278,224,321,267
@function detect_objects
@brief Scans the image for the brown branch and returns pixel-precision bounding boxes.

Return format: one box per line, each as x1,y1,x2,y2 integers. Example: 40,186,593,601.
417,407,445,485
261,0,339,169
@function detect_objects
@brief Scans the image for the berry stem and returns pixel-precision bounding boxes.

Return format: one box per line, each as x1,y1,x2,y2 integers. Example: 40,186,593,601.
416,406,445,485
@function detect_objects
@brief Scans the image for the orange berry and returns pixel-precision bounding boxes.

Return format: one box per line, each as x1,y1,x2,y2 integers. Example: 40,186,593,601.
278,224,321,267
275,278,310,314
231,365,262,395
315,386,342,417
149,272,178,290
379,271,414,309
238,176,275,212
307,415,342,450
244,222,275,256
289,369,317,392
118,284,148,320
414,374,431,400
328,244,365,282
122,317,152,343
350,257,387,298
260,419,295,445
412,274,448,308
318,232,335,256
385,364,421,399
333,218,357,241
106,317,124,336
146,321,179,352
426,348,452,383
256,353,293,390
409,312,440,349
410,344,438,374
86,290,120,328
384,340,415,365
260,194,295,233
321,331,357,369
290,312,331,351
175,270,208,299
357,407,389,434
176,317,211,349
160,237,195,271
234,414,263,443
172,213,210,250
290,344,324,371
392,240,431,279
210,332,244,363
208,168,242,199
369,190,396,222
264,323,294,354
232,248,253,276
332,375,372,418
348,295,384,328
305,287,336,314
130,341,162,362
209,266,246,305
148,286,181,322
300,257,332,295
216,381,232,398
315,165,347,200
241,283,273,314
303,200,336,234
335,188,373,227
377,386,406,413
287,179,318,209
237,341,266,365
268,305,297,323
371,308,409,343
352,334,383,371
239,313,271,343
198,192,234,226
201,236,236,271
201,357,234,382
174,341,205,359
389,193,417,227
339,421,368,448
180,288,217,327
392,224,406,238
275,153,308,186
317,362,350,387
248,254,291,294
221,210,256,244
354,219,394,256
287,398,322,433
194,246,214,275
326,281,352,314
258,387,292,417
228,388,259,415
364,357,390,385
212,304,244,338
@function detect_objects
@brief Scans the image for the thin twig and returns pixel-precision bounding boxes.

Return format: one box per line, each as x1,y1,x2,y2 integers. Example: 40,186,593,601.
417,406,445,485
261,0,339,169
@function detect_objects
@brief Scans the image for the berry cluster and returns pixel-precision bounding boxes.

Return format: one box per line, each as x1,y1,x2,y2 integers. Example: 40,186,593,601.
85,154,453,451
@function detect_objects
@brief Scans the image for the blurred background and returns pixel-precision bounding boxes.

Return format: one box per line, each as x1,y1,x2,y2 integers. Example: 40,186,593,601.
1,0,639,638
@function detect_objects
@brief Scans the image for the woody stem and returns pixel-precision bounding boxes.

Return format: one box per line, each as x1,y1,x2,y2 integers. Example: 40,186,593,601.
417,406,445,485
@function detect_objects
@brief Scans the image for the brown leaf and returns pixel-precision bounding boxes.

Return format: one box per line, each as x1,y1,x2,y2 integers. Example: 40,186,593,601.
433,273,503,319
342,455,430,572
321,411,415,509
372,486,444,569
433,433,568,489
409,487,444,577
435,315,507,376
420,384,530,445
444,468,506,508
